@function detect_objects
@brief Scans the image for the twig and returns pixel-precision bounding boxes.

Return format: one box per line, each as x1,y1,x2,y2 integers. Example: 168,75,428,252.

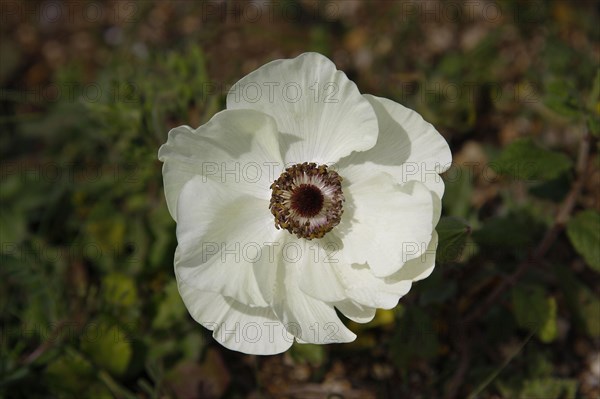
466,330,536,399
22,319,68,366
443,319,471,399
444,129,592,398
463,129,591,325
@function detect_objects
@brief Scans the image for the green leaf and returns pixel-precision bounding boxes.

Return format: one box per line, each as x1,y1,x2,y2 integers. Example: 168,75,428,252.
390,308,439,368
544,79,580,119
102,272,138,308
491,138,572,181
125,219,149,274
566,210,600,272
45,349,95,393
512,285,557,342
553,264,599,337
579,288,600,338
442,166,473,218
148,205,176,269
473,209,543,253
290,343,325,366
418,272,457,305
437,52,463,77
537,297,558,343
80,323,132,376
436,217,471,263
528,173,571,202
180,332,206,361
0,208,27,248
84,203,126,255
152,281,187,330
309,26,331,55
519,377,578,399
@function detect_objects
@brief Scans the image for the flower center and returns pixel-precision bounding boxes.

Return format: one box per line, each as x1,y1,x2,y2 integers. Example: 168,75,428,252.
290,184,324,217
269,162,344,240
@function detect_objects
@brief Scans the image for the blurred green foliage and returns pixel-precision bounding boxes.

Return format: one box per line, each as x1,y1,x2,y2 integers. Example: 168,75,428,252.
1,1,599,398
491,138,572,181
567,210,600,272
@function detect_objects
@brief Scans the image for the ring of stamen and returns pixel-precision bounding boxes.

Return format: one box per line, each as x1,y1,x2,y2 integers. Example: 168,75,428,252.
269,162,344,240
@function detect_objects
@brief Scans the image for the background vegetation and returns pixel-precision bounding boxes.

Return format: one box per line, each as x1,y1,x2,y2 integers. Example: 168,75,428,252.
1,0,598,398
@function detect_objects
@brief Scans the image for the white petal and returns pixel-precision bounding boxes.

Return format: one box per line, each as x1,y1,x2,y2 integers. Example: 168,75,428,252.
253,234,355,305
391,230,439,282
178,279,293,355
175,175,279,307
226,52,378,165
325,187,440,310
432,189,443,227
336,95,452,198
335,170,434,277
158,109,283,221
250,233,283,305
271,253,356,344
297,235,348,303
388,193,441,282
334,300,377,323
333,262,412,309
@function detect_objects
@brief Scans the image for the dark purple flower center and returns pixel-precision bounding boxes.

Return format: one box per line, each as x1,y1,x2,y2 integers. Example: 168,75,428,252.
290,184,324,217
269,162,344,240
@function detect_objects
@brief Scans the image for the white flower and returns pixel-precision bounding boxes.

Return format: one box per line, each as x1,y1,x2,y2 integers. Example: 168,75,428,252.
158,53,451,355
